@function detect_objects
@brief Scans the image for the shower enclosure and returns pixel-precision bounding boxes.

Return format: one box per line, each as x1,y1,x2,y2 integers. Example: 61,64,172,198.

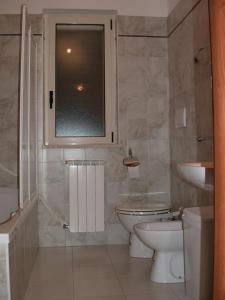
0,5,38,223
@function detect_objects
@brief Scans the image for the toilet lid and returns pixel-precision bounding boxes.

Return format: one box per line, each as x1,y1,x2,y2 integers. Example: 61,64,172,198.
116,201,171,213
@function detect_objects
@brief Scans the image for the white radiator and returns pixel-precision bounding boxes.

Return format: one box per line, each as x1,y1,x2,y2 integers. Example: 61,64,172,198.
66,160,104,233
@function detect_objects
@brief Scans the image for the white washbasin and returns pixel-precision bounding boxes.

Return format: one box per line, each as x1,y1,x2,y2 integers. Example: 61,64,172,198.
177,162,214,192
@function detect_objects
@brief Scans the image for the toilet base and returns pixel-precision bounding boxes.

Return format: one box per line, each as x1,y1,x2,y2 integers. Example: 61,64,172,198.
150,251,184,283
129,233,154,258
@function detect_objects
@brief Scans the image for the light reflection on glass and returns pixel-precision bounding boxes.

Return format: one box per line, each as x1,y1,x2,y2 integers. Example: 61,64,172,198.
76,83,85,92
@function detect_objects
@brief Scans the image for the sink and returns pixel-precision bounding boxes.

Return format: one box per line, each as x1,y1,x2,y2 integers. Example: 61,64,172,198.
177,162,214,192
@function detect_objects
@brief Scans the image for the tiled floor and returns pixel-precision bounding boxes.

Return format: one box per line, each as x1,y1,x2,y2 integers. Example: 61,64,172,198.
25,245,187,300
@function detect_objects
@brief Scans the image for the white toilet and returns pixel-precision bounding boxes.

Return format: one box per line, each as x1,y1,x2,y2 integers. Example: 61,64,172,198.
134,220,184,283
115,201,172,258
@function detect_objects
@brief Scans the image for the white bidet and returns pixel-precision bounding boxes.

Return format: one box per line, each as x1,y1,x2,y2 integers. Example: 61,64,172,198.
134,220,184,283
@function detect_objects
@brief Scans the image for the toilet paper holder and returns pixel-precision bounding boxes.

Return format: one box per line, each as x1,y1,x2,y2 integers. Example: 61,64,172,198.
123,148,140,167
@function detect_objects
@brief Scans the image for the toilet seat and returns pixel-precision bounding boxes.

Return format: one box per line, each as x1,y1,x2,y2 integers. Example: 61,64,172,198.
116,202,171,216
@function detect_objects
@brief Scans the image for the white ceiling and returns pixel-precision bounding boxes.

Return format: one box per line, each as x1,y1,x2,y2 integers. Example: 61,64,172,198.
0,0,181,17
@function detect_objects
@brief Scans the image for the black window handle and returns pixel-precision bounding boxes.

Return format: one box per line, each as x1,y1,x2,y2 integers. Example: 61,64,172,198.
49,91,54,109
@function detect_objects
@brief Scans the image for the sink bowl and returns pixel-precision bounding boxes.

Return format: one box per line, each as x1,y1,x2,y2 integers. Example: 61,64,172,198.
177,162,214,192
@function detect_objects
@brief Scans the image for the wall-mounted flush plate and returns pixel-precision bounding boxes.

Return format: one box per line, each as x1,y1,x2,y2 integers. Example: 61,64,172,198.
175,107,186,128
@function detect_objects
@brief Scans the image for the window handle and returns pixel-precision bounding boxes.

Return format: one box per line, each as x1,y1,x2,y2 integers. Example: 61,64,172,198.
49,91,54,109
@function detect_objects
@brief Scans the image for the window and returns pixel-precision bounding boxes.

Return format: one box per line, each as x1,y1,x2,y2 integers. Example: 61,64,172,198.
44,11,117,146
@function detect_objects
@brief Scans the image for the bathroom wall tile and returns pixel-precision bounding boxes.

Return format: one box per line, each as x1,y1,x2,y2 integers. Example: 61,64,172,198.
144,38,168,58
38,224,66,247
126,97,148,119
0,15,21,34
66,231,107,247
42,149,64,162
197,141,213,163
144,16,168,36
0,14,42,34
105,150,127,183
127,179,148,194
170,137,197,164
118,16,167,37
118,16,146,36
192,0,211,53
105,181,128,224
0,36,20,188
106,223,129,245
39,162,65,184
118,37,167,59
146,57,169,98
195,78,213,138
39,182,67,219
118,111,128,146
117,57,152,97
148,160,170,193
148,139,170,194
167,0,200,35
117,37,146,58
168,15,195,98
0,58,19,100
149,139,170,164
0,36,20,58
29,15,43,35
128,118,147,140
38,200,66,246
147,96,169,140
63,149,86,161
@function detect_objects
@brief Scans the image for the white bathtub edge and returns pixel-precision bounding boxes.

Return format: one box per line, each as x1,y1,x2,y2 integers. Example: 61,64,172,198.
0,196,38,244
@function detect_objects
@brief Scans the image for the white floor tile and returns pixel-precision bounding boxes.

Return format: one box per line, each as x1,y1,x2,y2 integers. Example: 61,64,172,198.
107,245,130,264
24,245,187,300
113,260,151,278
168,283,190,300
125,289,178,300
74,265,116,280
74,245,112,267
75,277,123,297
77,296,126,300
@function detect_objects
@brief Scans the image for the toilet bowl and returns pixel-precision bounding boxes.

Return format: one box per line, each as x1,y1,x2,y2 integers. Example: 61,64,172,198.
115,201,172,258
134,220,184,283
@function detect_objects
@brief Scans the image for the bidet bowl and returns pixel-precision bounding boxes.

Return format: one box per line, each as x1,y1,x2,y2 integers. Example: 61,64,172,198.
134,221,183,251
134,220,184,283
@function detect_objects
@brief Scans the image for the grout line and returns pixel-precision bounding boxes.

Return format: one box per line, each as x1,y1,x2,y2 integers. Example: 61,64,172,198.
0,33,42,36
167,283,186,300
72,246,77,300
168,0,203,37
118,0,205,40
106,245,128,297
118,34,167,38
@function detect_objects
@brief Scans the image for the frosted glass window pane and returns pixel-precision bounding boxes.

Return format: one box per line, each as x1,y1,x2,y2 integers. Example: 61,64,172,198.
55,24,105,137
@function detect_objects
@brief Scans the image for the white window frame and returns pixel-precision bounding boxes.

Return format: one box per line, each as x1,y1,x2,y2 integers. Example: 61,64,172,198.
44,10,117,146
